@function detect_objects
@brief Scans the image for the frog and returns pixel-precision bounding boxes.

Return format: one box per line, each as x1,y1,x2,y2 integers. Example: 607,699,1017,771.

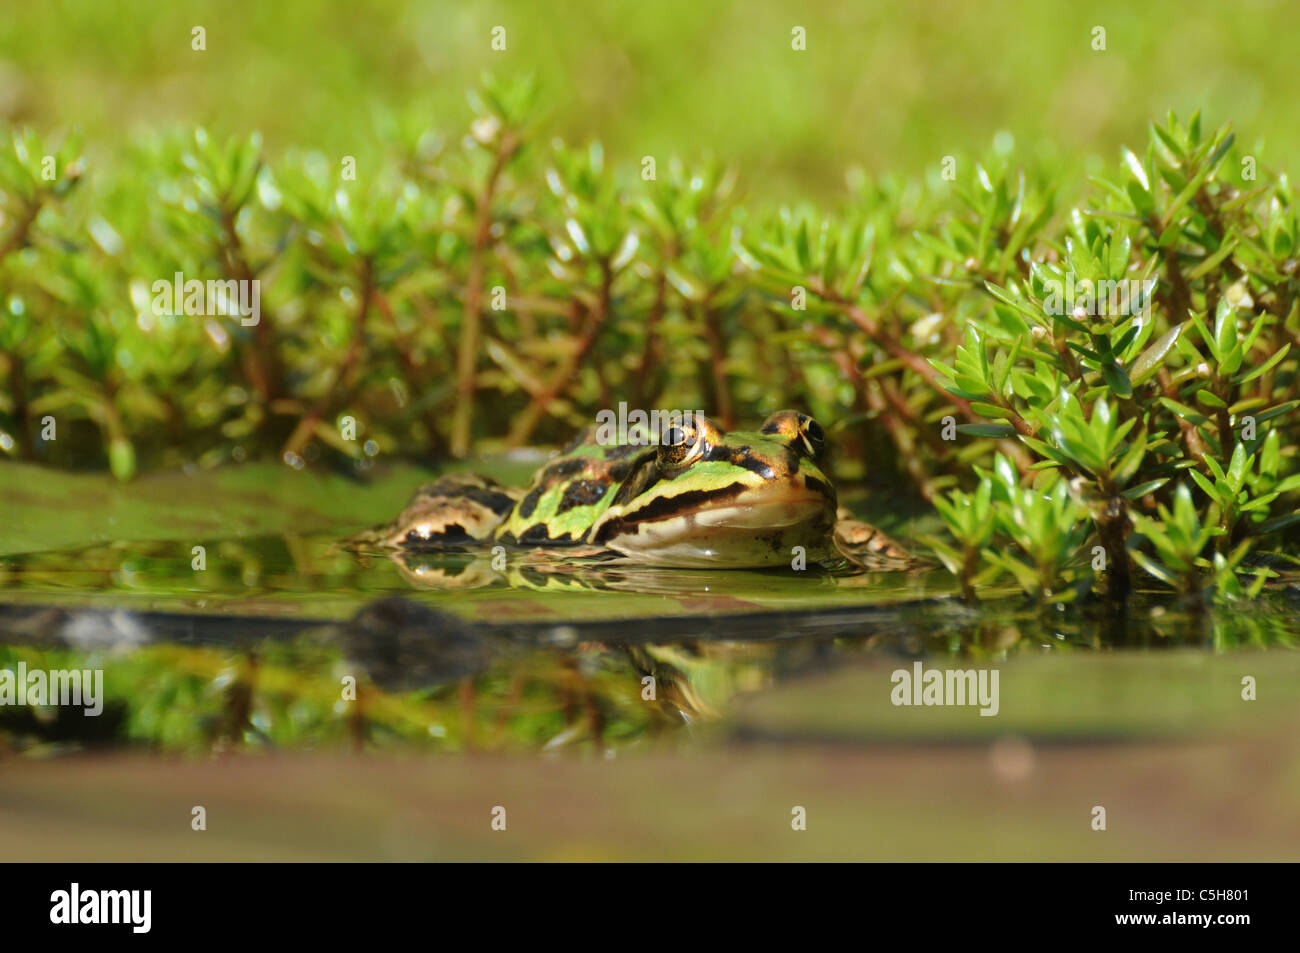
352,410,917,570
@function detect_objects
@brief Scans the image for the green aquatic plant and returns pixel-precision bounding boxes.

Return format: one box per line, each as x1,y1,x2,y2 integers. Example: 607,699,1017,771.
925,114,1300,602
2,93,1300,602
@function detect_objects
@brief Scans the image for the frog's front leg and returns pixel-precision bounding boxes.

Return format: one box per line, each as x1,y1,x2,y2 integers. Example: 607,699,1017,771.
832,507,926,570
348,473,521,550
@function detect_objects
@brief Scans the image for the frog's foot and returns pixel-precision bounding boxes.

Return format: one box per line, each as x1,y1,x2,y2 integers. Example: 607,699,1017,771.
390,552,503,590
832,507,929,571
347,473,521,550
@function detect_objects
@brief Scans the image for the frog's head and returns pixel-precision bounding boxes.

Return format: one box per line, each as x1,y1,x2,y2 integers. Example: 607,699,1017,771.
588,411,838,567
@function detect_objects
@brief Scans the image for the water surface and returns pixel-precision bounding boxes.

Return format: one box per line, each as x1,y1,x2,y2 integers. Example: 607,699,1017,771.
2,460,1297,759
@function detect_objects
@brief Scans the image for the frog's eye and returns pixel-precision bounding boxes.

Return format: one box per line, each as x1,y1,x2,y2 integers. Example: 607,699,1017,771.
657,418,708,470
761,410,827,462
799,415,826,461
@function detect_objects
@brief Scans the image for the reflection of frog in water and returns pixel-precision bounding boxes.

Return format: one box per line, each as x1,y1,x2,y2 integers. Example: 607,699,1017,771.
338,598,715,746
342,597,492,691
354,411,915,571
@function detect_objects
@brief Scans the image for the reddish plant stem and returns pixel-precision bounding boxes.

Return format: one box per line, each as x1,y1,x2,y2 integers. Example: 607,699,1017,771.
507,261,612,446
374,289,448,458
861,378,937,500
0,199,39,261
1214,373,1235,459
631,269,668,409
450,134,517,456
878,376,958,466
814,283,1036,438
281,257,375,458
699,300,734,429
218,203,279,404
1157,366,1209,466
808,323,956,480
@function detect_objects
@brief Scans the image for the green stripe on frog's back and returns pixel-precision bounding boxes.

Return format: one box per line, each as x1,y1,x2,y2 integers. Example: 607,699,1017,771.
628,431,820,504
494,438,653,545
591,431,831,542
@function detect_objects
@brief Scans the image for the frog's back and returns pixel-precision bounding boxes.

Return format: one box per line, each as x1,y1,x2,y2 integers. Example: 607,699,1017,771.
494,429,652,545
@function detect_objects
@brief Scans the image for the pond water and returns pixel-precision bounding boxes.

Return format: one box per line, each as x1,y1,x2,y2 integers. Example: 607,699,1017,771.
2,460,1298,758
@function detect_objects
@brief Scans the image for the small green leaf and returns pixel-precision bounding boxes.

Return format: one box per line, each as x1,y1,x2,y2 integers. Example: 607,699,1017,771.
1100,360,1133,399
1121,478,1170,500
1195,388,1227,409
970,401,1011,420
1257,512,1300,534
1129,322,1183,385
1234,343,1290,385
956,423,1017,438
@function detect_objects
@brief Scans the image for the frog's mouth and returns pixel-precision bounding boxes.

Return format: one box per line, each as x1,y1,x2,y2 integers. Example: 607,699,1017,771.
589,485,836,568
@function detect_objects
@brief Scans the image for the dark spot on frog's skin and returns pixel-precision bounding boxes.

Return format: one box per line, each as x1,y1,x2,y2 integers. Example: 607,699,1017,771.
760,421,782,435
516,523,577,545
702,443,775,479
514,524,549,544
542,458,588,482
592,482,748,542
608,460,633,482
404,523,471,548
602,442,643,460
802,475,830,498
517,486,545,519
556,478,611,514
460,486,519,516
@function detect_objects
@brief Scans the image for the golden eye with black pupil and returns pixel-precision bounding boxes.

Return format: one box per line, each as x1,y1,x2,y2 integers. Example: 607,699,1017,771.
657,420,705,470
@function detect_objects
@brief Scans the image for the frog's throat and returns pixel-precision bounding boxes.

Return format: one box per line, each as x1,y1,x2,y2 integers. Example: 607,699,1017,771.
589,492,836,568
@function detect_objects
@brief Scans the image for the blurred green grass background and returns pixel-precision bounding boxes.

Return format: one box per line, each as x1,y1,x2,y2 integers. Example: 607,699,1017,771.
4,0,1298,199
